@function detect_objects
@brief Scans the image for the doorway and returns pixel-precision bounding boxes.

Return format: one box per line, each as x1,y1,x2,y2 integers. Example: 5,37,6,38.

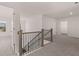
60,21,68,34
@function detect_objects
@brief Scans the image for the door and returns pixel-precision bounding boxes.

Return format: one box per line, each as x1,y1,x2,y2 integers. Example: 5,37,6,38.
60,21,68,34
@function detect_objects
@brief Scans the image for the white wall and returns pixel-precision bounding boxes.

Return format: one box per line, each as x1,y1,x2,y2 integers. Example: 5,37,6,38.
13,10,21,55
20,15,57,35
20,15,42,32
42,15,56,35
0,5,13,37
56,19,61,34
67,16,79,38
0,5,14,55
57,15,79,38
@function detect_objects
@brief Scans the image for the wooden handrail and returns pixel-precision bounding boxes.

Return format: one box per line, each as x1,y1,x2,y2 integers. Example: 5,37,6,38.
44,29,50,31
22,29,51,34
22,31,41,34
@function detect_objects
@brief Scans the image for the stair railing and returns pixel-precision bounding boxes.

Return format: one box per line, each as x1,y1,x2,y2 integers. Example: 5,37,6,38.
18,28,53,55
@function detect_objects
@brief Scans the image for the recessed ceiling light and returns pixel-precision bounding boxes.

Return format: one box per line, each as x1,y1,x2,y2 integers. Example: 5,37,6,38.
70,12,72,15
74,2,78,4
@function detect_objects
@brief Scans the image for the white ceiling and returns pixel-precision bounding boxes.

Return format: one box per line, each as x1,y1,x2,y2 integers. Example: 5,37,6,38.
0,2,79,19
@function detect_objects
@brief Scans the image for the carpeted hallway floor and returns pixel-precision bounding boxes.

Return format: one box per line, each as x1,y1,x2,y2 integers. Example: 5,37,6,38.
0,36,15,56
28,35,79,56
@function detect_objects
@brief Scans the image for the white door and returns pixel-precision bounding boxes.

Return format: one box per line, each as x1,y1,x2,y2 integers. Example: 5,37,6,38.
60,21,68,34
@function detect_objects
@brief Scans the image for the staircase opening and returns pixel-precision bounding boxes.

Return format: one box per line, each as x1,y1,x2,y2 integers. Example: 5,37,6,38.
18,28,53,55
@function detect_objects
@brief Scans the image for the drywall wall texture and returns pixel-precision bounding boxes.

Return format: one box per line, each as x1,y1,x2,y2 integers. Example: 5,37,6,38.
0,5,14,56
42,15,56,35
0,5,13,37
56,20,68,34
21,15,56,34
13,10,21,55
20,15,42,32
57,15,79,38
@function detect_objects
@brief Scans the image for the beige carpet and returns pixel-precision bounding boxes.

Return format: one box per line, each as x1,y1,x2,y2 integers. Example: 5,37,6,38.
0,36,15,56
28,35,79,56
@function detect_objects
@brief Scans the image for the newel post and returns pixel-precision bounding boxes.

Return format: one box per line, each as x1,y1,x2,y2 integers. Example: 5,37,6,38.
41,29,44,47
50,28,53,42
18,30,23,56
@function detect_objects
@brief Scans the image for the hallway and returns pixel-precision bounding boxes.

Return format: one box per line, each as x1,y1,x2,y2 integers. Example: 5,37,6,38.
0,2,79,56
28,35,79,56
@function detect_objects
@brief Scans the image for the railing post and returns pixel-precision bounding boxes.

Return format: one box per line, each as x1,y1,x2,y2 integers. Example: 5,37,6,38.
18,30,23,56
50,28,53,42
41,29,44,47
28,42,29,53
